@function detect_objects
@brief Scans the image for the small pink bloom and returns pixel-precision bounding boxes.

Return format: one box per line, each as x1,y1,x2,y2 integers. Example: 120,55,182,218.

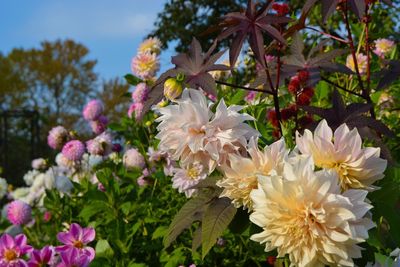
131,53,159,80
47,126,69,150
57,247,91,267
123,148,146,169
82,100,104,121
28,245,55,267
132,83,149,103
62,140,85,161
43,211,52,222
374,38,395,58
0,234,33,266
244,91,257,103
90,115,109,135
31,158,47,170
7,200,32,225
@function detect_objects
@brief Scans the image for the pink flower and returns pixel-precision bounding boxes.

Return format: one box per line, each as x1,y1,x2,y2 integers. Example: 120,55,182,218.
56,223,96,261
374,38,395,58
131,52,159,80
0,234,32,266
86,132,113,156
43,211,52,222
137,176,149,187
82,100,104,121
90,115,109,135
62,140,85,161
244,91,257,103
123,148,146,170
346,53,368,75
47,126,69,150
172,163,207,198
127,103,144,122
57,248,91,267
28,246,55,267
132,83,149,103
7,200,32,225
31,158,47,170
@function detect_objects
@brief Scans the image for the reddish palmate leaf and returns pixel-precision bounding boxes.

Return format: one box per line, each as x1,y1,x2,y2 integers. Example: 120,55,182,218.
375,60,400,90
217,0,291,68
281,33,352,86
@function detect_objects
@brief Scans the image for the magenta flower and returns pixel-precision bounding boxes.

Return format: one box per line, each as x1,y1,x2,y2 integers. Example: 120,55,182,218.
47,126,69,150
62,140,85,161
82,100,104,121
127,103,144,122
28,246,55,267
57,248,90,267
90,115,109,135
0,234,33,266
132,83,149,103
56,223,95,261
7,200,32,225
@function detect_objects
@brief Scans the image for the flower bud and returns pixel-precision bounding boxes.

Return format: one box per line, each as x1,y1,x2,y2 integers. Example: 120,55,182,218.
164,75,184,100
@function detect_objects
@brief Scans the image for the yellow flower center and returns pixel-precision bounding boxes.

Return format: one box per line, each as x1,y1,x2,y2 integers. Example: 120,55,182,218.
187,167,199,179
4,249,17,261
73,240,84,249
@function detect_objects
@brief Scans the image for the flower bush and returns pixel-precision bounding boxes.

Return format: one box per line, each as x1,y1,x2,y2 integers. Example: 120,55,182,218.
1,0,400,266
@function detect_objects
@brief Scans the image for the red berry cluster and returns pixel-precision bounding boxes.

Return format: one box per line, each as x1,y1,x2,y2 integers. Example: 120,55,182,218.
272,3,289,16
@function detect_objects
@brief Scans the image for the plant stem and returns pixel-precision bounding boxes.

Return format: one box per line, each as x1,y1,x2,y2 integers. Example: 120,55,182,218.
321,77,364,97
215,80,274,95
364,4,376,118
305,26,348,44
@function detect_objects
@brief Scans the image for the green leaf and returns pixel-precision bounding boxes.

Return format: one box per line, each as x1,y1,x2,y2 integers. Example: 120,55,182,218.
201,197,236,259
124,74,143,86
192,226,202,252
78,201,109,221
163,194,212,248
152,226,168,240
95,239,114,259
229,89,246,105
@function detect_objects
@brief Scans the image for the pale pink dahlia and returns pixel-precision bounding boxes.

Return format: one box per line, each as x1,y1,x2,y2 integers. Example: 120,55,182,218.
62,140,85,161
346,53,368,75
47,126,69,150
131,52,159,80
82,100,104,121
137,37,162,55
90,115,108,135
86,132,113,156
123,148,146,169
172,162,207,198
132,83,149,103
127,102,144,122
31,158,47,170
374,38,395,58
155,89,259,173
7,200,32,225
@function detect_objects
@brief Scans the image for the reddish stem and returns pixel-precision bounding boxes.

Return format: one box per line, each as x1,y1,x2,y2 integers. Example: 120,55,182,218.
305,27,348,44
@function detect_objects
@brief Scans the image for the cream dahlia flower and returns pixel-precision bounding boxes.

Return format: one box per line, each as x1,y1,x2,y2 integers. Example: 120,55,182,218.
155,89,258,173
250,156,375,267
374,38,395,58
346,53,368,75
217,138,288,210
138,37,162,55
172,162,208,198
296,120,387,190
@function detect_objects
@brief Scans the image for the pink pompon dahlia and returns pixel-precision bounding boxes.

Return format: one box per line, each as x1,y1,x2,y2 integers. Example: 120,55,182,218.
137,37,162,55
28,245,55,267
47,126,69,150
0,234,33,266
374,38,395,58
56,223,96,261
127,102,144,122
123,148,146,170
82,100,104,121
346,53,368,75
86,132,113,156
58,248,91,267
90,115,109,135
132,83,150,103
130,52,159,80
62,140,85,161
7,200,32,225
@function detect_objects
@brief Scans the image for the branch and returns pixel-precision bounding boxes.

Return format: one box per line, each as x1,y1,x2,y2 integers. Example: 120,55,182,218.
305,27,348,44
215,80,274,95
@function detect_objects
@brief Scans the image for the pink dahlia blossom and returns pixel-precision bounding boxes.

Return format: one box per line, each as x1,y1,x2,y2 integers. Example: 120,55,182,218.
82,100,104,121
47,126,69,150
374,38,395,58
90,115,109,135
127,102,144,122
0,234,32,266
58,247,91,267
346,53,368,75
86,132,113,156
132,83,149,103
62,140,85,161
137,37,162,55
172,162,207,198
43,211,52,222
244,91,257,104
56,223,95,261
31,158,47,170
7,200,32,225
123,148,146,170
130,52,159,80
28,245,55,267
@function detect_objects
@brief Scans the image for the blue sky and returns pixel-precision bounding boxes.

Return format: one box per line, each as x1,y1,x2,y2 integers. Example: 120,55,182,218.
0,0,175,80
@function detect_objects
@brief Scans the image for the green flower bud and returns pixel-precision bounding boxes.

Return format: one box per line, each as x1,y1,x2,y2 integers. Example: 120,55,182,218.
164,76,184,100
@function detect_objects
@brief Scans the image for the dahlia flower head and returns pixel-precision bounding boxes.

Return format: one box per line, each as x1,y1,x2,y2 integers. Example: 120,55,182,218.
7,200,32,225
90,115,109,135
250,156,375,267
374,38,395,58
131,52,160,80
47,126,69,150
137,37,162,55
155,89,259,173
0,234,32,266
56,223,96,262
172,162,208,198
296,119,387,190
123,148,146,170
217,137,289,210
82,99,104,121
346,53,368,75
28,245,56,267
86,132,113,156
0,178,8,200
132,83,150,103
31,158,47,170
128,102,144,122
62,140,86,161
58,247,91,267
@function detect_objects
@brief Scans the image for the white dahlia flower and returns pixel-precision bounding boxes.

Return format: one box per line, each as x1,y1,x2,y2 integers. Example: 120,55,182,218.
155,89,258,173
250,156,375,267
217,138,288,210
296,120,387,190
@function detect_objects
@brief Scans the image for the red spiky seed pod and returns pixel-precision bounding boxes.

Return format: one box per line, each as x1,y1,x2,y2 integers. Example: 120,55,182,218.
297,70,310,83
288,76,300,94
267,109,279,127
